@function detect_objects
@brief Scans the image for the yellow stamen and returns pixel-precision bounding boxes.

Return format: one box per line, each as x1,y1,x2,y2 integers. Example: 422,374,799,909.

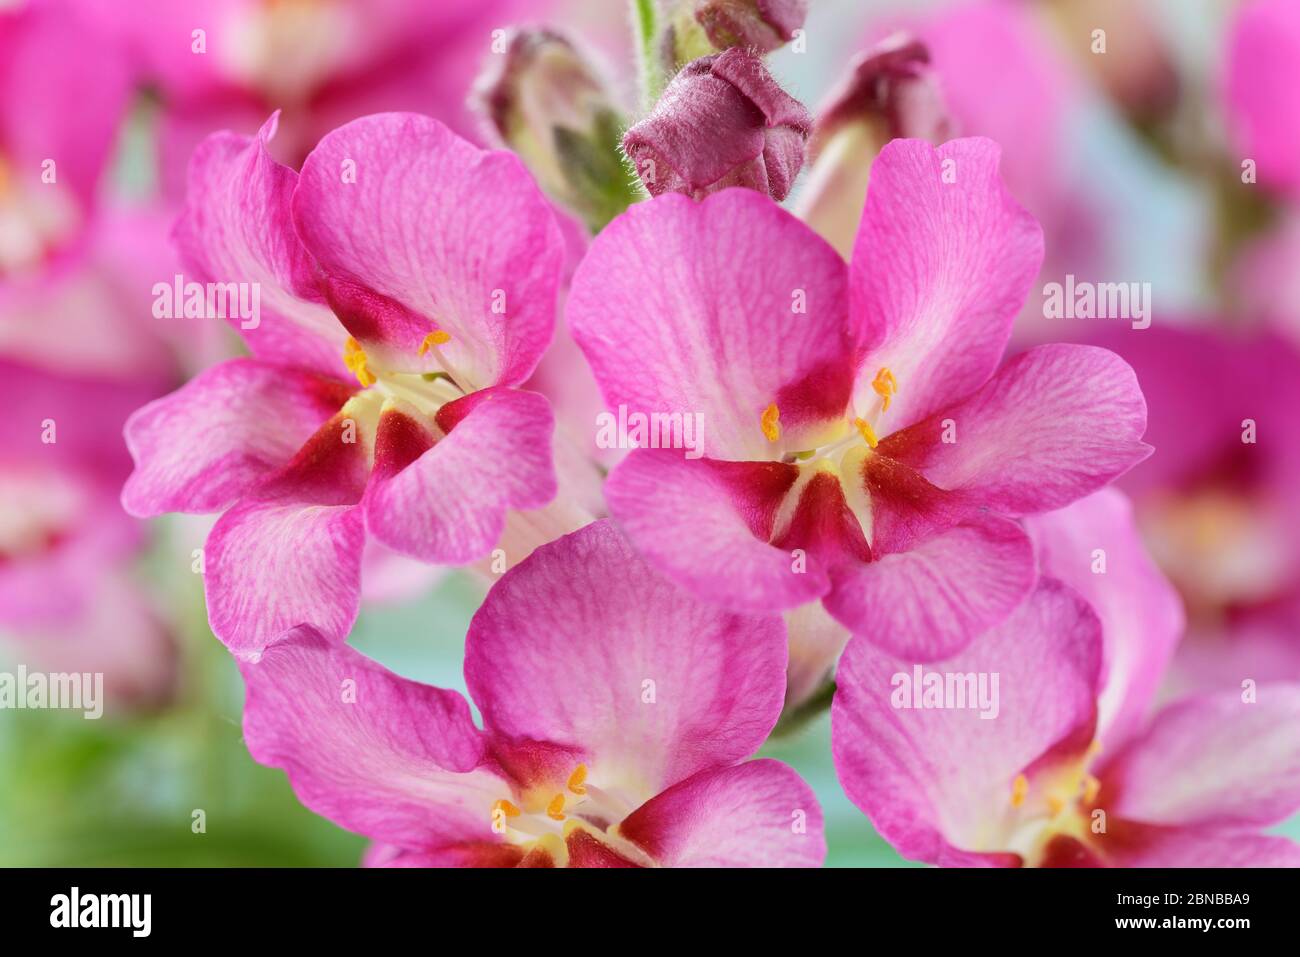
342,336,376,387
1047,794,1066,815
871,367,898,412
492,798,521,819
853,417,879,449
760,402,781,442
417,329,451,356
546,793,567,821
1010,774,1028,809
1082,774,1101,805
1086,740,1103,758
567,764,588,796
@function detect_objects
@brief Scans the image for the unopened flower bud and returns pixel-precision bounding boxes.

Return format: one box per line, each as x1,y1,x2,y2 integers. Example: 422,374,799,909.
473,28,636,231
664,0,809,70
798,35,952,257
623,47,811,201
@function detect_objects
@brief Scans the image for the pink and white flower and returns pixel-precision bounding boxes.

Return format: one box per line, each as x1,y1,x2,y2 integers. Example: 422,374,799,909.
240,520,825,868
832,561,1300,867
123,112,572,657
567,137,1149,670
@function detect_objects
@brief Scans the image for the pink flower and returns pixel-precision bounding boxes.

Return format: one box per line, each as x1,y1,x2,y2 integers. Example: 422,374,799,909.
239,521,825,868
122,113,571,658
97,0,546,199
623,47,811,201
0,358,176,709
567,137,1149,666
1087,325,1300,697
832,564,1300,867
1224,0,1300,200
0,0,132,277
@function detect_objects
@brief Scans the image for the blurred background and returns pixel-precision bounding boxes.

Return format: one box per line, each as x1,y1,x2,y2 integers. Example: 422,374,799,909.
1,0,1297,866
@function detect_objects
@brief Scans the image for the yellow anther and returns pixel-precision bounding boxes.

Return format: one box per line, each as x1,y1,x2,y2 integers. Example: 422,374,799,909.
417,329,451,356
760,402,781,442
546,793,567,821
1010,774,1028,809
853,417,879,449
492,798,521,819
1082,774,1101,805
567,764,588,796
1086,740,1103,758
342,336,376,387
871,367,898,412
1047,794,1066,815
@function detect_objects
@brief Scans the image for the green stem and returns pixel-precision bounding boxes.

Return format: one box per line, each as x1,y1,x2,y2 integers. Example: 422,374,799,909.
630,0,664,112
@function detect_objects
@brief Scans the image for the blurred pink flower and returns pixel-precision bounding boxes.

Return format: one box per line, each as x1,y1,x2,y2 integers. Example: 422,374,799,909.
99,0,546,200
1092,325,1300,697
240,521,825,868
1224,0,1300,200
0,359,175,709
123,113,574,658
568,137,1147,665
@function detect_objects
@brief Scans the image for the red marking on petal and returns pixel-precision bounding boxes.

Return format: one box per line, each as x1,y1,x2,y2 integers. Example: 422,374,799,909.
703,458,800,540
772,470,871,567
565,829,642,868
373,405,436,479
257,412,369,505
1038,834,1105,868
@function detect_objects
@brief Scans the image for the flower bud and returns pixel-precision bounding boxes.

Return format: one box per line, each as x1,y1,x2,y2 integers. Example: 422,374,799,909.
664,0,809,70
623,47,811,201
798,35,952,257
472,28,636,232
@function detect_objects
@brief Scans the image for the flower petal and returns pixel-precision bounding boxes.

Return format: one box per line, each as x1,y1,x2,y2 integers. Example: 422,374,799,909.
879,344,1151,515
293,112,563,386
1025,489,1184,751
1101,685,1300,829
465,520,788,796
122,358,352,517
174,113,346,375
849,137,1043,429
618,760,825,867
832,578,1102,863
568,189,854,461
824,512,1036,661
241,626,508,851
204,415,370,656
605,450,831,613
363,387,557,564
1106,827,1300,867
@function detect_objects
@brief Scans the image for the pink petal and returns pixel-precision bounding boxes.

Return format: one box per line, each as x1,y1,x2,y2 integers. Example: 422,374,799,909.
122,358,353,517
174,114,346,375
1101,685,1300,829
1106,827,1300,867
465,520,788,795
204,415,370,657
849,137,1043,429
364,387,557,564
1224,0,1300,198
824,513,1036,660
618,760,825,867
1025,489,1184,751
241,626,509,850
0,1,131,209
292,113,563,387
567,189,854,461
605,450,831,612
832,579,1102,864
880,344,1151,515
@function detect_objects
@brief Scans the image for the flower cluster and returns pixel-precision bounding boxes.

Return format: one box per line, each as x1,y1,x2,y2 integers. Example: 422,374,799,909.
8,0,1285,868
